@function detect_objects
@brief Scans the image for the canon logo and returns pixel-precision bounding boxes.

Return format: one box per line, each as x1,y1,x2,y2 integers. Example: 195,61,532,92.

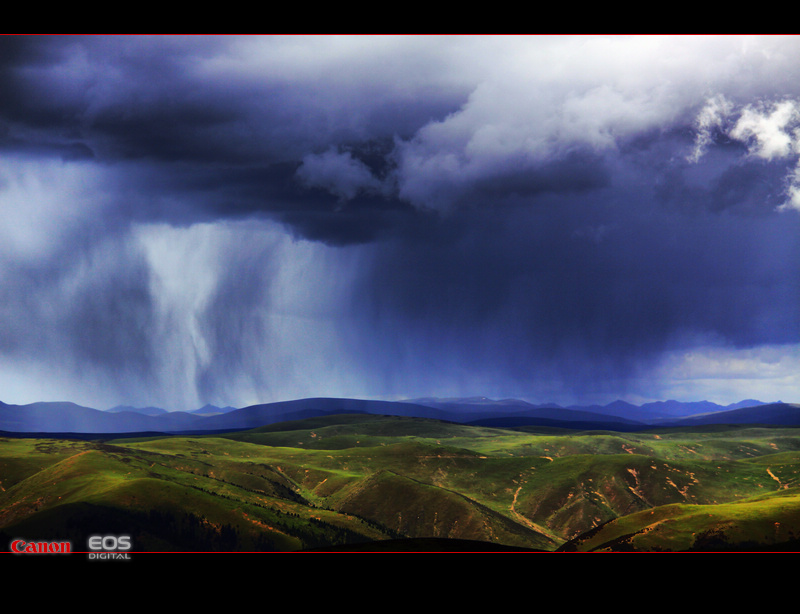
10,539,72,554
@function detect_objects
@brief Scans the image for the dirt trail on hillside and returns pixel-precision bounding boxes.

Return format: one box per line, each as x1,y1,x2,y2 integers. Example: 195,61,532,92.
510,482,558,542
766,467,788,489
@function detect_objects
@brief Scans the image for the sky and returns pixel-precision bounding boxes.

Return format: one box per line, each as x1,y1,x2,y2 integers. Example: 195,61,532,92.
0,34,799,411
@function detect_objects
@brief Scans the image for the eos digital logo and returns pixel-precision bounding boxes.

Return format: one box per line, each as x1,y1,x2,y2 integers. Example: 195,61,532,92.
87,535,132,560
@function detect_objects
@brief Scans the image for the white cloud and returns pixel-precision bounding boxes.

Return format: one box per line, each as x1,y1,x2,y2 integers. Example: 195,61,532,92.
687,94,735,163
691,96,800,212
730,99,800,160
392,35,800,212
651,343,800,404
783,166,800,212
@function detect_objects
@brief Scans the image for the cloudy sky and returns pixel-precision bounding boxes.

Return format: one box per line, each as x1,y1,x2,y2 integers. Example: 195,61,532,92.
1,35,799,411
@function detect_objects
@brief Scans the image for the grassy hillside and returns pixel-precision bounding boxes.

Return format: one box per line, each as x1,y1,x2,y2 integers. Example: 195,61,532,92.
560,489,800,552
2,416,800,552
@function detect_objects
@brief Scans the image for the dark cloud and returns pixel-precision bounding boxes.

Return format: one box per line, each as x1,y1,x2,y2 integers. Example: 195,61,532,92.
1,35,799,409
355,193,800,381
0,36,472,248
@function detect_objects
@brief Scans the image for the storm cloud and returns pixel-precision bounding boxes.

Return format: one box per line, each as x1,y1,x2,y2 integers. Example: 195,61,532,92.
0,35,799,410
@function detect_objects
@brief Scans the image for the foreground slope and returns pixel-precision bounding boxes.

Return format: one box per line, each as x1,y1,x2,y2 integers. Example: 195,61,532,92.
560,488,800,551
0,437,388,551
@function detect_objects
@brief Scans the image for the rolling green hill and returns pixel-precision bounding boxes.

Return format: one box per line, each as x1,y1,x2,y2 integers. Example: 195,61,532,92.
2,415,800,552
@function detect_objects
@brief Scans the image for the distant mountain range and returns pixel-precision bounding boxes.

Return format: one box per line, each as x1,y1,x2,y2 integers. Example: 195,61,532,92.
107,403,238,416
407,397,789,430
0,396,797,436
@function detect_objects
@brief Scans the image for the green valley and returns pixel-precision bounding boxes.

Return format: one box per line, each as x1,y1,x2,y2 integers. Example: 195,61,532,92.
3,414,800,552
